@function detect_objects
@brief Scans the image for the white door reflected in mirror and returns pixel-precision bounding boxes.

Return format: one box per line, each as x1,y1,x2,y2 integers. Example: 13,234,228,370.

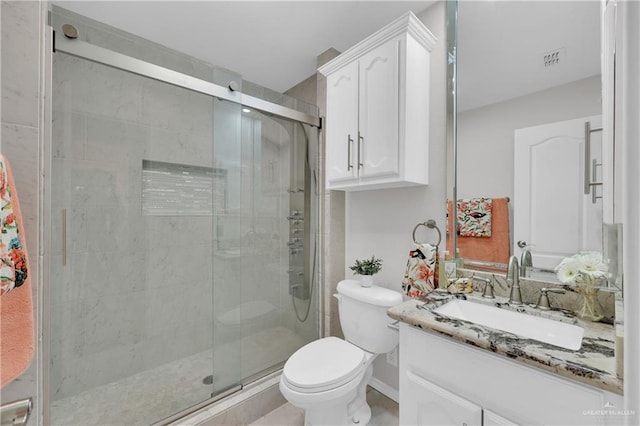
514,115,603,270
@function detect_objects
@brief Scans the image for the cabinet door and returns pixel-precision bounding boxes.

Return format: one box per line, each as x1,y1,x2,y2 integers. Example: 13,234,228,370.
358,38,400,180
484,409,519,425
402,370,483,426
325,61,359,184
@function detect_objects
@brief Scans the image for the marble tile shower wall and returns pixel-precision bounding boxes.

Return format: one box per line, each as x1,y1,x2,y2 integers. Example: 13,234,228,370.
50,53,218,400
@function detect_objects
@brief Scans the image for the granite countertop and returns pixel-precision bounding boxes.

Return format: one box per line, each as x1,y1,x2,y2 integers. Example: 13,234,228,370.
388,291,623,395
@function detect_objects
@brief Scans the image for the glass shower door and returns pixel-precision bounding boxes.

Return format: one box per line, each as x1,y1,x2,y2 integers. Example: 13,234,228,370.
49,50,241,424
210,103,320,390
49,7,320,425
232,109,319,382
210,94,244,394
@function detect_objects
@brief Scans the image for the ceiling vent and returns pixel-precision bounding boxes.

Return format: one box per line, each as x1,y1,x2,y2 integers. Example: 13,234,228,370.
542,47,565,68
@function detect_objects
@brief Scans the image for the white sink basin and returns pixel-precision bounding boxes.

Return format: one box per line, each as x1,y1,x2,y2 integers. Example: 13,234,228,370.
433,299,584,350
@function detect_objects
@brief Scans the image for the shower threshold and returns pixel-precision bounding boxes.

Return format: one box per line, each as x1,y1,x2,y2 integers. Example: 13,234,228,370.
167,369,285,426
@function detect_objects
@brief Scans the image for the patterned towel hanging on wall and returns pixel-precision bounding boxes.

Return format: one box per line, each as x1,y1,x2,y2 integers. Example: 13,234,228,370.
0,153,35,388
0,156,28,296
457,197,493,238
401,243,437,299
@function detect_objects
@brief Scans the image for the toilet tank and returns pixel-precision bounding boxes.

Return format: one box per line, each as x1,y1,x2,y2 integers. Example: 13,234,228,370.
336,280,403,354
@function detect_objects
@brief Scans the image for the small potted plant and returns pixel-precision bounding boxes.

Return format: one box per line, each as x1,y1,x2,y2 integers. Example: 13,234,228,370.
350,255,383,287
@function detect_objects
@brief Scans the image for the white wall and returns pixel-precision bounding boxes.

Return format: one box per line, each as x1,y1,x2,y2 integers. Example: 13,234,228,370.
457,75,601,200
344,2,447,394
619,0,640,421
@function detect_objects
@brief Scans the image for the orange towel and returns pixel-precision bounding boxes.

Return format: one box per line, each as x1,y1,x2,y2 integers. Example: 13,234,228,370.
0,154,34,388
447,198,511,265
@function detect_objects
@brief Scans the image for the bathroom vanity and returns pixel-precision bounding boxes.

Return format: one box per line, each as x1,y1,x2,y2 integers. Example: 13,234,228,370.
388,294,624,425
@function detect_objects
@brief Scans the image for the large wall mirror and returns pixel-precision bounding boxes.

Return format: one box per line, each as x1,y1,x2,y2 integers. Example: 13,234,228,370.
447,1,621,290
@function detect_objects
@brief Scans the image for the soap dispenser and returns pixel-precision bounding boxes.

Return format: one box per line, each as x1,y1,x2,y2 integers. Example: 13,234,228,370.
455,248,464,269
437,250,448,290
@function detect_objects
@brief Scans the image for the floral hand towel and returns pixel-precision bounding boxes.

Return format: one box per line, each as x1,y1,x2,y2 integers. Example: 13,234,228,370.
0,153,34,388
457,198,493,238
402,243,437,299
0,157,28,296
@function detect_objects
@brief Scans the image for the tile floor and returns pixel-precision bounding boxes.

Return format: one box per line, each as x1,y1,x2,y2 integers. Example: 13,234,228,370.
50,326,307,425
249,387,399,426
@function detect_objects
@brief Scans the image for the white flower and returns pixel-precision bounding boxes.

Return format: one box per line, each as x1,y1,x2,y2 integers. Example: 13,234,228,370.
555,257,582,284
575,251,608,275
555,251,608,285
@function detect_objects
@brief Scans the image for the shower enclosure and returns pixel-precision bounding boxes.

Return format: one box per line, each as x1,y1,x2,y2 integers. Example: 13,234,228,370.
45,7,320,425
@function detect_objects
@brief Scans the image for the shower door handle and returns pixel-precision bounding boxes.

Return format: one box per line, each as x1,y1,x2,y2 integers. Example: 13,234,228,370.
347,134,354,171
62,209,67,266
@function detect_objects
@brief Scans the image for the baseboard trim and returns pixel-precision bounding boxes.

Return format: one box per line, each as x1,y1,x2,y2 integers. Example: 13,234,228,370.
369,377,399,403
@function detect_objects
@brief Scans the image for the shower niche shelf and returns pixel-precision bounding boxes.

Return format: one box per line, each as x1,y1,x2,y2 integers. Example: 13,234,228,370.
319,11,436,191
142,160,226,216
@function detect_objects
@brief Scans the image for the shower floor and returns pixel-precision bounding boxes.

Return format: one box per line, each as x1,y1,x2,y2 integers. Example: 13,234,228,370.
50,326,307,426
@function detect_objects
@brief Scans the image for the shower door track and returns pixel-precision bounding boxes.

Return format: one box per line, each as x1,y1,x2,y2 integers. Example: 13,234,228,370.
151,364,285,426
53,31,321,128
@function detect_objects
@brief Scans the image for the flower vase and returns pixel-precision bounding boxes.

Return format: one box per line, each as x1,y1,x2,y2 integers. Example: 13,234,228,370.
575,282,604,322
360,275,373,288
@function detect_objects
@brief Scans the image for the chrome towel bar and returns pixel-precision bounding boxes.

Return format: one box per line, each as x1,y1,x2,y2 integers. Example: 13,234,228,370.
1,398,32,426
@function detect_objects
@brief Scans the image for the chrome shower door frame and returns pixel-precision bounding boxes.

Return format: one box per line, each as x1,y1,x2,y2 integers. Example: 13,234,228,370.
53,33,321,128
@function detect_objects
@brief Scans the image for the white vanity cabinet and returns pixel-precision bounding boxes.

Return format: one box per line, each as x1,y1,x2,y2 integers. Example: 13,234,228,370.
399,323,624,426
403,369,519,426
318,12,436,191
403,369,484,425
483,410,520,426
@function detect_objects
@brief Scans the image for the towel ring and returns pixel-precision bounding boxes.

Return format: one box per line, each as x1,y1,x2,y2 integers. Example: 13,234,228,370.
412,219,442,247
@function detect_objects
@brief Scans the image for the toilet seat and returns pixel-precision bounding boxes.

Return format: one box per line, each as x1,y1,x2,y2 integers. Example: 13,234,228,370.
282,337,366,393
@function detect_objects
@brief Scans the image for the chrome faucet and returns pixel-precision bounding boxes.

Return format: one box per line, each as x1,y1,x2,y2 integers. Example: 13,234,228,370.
474,276,494,299
507,256,522,305
536,287,566,310
520,249,533,277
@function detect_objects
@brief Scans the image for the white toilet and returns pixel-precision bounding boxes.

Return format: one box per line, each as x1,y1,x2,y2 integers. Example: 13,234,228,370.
279,279,402,425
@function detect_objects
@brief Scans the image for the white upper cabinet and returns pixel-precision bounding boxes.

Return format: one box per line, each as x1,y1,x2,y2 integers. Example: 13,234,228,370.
358,39,400,180
325,61,359,183
319,12,436,191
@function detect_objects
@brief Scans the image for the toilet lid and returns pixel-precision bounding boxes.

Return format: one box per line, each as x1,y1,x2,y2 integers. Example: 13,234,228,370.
283,337,366,392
